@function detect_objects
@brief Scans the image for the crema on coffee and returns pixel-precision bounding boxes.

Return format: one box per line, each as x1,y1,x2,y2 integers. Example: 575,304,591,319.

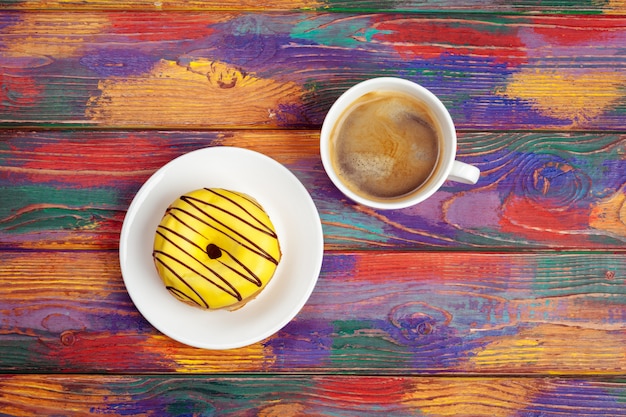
329,91,441,201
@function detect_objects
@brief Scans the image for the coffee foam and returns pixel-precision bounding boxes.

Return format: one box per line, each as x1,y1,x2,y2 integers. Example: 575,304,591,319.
330,91,440,201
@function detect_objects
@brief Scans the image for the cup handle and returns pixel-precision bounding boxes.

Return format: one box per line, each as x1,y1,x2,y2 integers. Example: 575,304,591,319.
448,160,480,184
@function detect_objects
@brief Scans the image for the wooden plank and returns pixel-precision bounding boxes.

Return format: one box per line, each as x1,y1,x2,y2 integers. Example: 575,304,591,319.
1,130,624,250
1,12,625,129
0,250,624,374
1,374,626,416
0,0,623,14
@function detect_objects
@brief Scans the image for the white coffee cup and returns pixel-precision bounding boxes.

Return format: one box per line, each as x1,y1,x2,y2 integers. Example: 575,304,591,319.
320,77,480,210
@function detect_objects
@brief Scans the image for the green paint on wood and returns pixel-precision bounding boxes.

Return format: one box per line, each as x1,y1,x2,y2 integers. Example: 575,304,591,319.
318,0,606,14
0,185,120,234
330,320,411,369
533,255,626,300
0,335,53,372
291,14,391,48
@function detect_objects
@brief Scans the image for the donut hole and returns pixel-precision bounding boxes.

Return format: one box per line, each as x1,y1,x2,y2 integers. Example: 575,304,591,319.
206,243,222,259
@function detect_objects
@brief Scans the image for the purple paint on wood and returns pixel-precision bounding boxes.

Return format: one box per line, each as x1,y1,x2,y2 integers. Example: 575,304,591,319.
80,49,158,77
520,25,626,58
317,253,358,278
389,327,474,370
0,13,20,31
265,319,334,366
531,380,626,415
0,301,153,336
445,190,502,229
0,54,53,69
599,158,626,194
462,96,572,128
400,191,454,223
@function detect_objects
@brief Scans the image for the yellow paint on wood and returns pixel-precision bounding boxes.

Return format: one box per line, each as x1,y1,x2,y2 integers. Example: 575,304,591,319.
5,0,322,10
171,341,275,372
403,378,547,417
499,69,624,126
258,403,308,417
1,13,109,57
219,130,320,164
590,186,626,238
605,0,626,13
0,376,133,416
85,59,304,126
469,324,626,373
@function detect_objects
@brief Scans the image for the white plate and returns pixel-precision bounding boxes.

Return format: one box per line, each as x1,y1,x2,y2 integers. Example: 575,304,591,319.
119,146,324,349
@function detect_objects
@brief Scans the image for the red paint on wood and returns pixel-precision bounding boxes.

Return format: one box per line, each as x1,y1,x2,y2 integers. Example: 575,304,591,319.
0,73,43,109
316,376,409,405
21,135,184,187
530,16,626,45
351,252,515,282
105,12,220,42
49,332,174,371
500,196,591,244
372,17,526,65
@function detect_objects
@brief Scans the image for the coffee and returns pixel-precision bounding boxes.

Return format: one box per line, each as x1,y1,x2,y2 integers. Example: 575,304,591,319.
329,91,441,201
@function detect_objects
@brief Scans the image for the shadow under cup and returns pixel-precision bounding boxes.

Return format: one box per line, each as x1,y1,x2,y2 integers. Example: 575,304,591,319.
321,78,466,210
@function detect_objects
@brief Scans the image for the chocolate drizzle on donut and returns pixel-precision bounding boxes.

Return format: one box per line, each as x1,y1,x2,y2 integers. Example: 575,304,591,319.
152,188,280,307
154,227,241,300
181,189,280,265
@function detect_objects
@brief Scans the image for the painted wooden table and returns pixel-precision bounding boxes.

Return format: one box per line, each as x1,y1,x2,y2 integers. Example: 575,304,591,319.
1,1,625,415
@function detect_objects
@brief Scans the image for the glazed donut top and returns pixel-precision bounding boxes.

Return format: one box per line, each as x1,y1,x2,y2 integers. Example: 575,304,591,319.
153,188,281,310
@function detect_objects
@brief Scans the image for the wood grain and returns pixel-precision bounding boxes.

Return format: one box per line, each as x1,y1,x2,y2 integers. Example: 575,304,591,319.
1,6,625,415
1,250,624,374
1,375,626,416
1,130,624,250
1,0,623,14
1,12,625,129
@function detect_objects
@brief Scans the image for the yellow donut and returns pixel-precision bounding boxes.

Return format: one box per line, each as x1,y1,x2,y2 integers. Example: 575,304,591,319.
152,188,281,310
